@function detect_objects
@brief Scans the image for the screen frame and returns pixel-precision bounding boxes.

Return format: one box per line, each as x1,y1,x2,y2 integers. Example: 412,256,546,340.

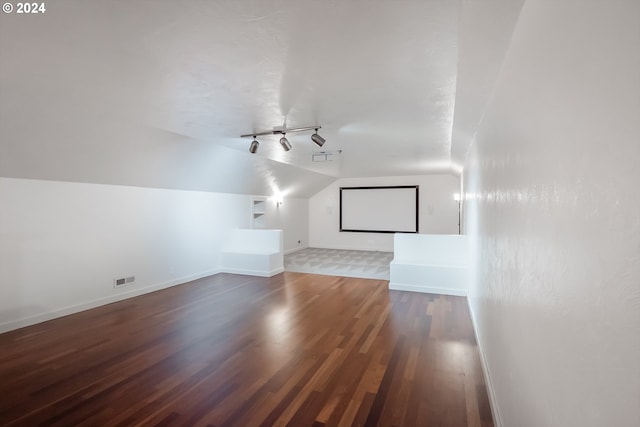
339,185,419,233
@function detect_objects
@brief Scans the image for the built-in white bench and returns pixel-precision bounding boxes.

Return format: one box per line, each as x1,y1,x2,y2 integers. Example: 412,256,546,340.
221,229,284,277
389,234,468,296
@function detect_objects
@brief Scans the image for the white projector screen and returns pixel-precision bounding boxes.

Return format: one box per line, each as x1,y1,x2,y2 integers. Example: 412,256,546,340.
340,186,419,233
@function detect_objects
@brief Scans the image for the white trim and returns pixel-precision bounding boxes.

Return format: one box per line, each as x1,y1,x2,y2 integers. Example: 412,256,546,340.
310,245,393,253
0,269,222,334
221,267,284,277
284,246,308,255
467,297,503,427
388,282,467,296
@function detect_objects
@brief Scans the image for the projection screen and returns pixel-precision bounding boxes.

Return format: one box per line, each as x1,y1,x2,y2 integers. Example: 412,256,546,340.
339,186,419,233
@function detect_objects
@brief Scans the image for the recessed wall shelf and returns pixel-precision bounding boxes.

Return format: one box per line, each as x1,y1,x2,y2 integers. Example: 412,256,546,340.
251,197,267,229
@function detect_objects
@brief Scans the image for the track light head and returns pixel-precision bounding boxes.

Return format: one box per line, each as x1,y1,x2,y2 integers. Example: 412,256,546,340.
249,137,259,154
241,125,321,151
311,129,325,147
279,134,291,151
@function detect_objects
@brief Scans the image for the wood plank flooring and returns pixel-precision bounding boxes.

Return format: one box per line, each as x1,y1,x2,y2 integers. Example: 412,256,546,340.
0,272,493,427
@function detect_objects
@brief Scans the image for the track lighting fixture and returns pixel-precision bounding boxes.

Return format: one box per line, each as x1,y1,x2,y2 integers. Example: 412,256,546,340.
311,128,325,147
279,134,291,151
249,137,259,154
240,125,324,154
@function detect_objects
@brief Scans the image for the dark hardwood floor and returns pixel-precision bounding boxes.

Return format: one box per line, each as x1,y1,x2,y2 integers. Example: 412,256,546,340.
0,272,493,427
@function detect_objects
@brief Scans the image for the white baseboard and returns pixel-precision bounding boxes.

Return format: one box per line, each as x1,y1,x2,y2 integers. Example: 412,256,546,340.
220,267,285,277
284,246,308,255
0,268,222,334
310,245,394,253
467,298,503,427
388,282,467,296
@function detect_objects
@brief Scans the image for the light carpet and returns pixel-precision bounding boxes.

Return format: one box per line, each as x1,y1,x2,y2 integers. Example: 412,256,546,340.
284,248,393,280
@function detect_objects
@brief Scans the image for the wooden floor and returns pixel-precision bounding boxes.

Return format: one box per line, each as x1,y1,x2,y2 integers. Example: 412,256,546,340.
0,272,493,427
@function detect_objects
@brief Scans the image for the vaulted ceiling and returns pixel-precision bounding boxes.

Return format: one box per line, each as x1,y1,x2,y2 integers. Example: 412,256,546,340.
0,0,524,197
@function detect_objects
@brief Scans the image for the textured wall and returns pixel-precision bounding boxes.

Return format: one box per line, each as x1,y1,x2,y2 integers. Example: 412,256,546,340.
463,1,640,426
266,197,310,253
0,178,251,332
310,175,460,252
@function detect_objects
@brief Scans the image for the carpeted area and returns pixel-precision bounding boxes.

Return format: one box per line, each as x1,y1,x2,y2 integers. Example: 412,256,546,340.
284,247,393,280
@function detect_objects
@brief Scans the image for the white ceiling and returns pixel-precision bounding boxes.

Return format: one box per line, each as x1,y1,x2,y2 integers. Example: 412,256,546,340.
0,0,523,196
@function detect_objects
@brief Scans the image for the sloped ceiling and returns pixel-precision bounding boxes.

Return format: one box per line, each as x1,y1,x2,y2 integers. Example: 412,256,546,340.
451,0,525,169
0,0,523,196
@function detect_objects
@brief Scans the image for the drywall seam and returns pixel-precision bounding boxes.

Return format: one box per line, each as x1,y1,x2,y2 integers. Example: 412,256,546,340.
0,269,221,334
467,297,503,427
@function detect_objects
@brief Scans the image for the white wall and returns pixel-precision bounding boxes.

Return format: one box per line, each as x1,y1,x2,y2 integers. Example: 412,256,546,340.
462,1,640,426
265,197,309,254
309,175,459,252
0,177,253,333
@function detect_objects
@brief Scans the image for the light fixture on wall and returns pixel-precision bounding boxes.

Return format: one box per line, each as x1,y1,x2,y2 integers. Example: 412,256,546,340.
241,126,325,153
